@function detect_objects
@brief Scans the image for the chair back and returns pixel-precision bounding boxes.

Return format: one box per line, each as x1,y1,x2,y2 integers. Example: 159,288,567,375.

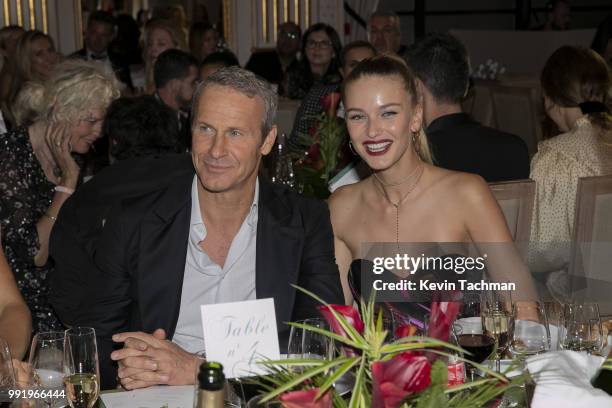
569,175,612,308
489,179,535,243
490,85,542,158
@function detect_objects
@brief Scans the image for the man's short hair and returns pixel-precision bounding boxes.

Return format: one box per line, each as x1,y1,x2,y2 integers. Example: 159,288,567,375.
104,95,182,160
368,10,400,29
154,49,198,89
88,10,115,28
199,51,240,70
339,40,376,68
405,32,469,104
191,66,278,137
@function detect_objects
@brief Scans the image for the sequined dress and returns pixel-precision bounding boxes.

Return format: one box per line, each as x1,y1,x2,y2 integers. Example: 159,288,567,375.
0,127,63,332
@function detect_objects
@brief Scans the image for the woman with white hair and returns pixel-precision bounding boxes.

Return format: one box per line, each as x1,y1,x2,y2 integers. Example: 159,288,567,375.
0,59,119,332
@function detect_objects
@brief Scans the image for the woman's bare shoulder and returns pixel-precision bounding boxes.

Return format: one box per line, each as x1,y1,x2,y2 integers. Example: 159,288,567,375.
426,166,491,205
328,178,372,221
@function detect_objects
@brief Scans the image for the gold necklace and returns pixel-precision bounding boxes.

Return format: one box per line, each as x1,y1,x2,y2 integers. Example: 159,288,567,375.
373,161,422,187
374,163,424,246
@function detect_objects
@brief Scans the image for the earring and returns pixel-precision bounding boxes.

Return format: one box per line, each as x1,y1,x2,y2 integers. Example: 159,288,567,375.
412,131,420,154
348,140,358,156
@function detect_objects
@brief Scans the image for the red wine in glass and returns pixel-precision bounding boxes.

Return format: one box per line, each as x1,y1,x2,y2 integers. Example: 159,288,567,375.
458,334,495,364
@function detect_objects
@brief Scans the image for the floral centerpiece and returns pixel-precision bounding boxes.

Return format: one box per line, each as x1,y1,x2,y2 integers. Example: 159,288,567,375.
291,92,351,199
256,288,525,408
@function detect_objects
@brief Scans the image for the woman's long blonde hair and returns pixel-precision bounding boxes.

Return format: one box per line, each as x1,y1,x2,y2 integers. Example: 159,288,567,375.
142,18,187,92
341,54,433,164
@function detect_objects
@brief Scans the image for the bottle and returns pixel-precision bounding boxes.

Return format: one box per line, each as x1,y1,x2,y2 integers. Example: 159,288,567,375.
591,349,612,395
194,361,225,408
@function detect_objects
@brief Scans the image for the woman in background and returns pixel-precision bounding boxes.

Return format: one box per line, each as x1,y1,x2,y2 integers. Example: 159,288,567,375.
529,46,612,282
189,22,221,63
0,60,119,332
284,23,342,99
131,18,187,94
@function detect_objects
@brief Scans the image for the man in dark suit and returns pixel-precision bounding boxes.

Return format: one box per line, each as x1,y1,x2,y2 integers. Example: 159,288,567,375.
154,49,199,151
49,67,343,390
70,11,132,90
406,33,529,182
245,22,301,86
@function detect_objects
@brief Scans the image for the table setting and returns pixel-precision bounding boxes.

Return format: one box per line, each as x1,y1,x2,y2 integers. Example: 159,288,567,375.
2,290,612,408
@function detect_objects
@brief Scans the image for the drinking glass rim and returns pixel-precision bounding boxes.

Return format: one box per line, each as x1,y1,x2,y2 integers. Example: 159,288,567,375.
33,331,65,341
65,326,96,337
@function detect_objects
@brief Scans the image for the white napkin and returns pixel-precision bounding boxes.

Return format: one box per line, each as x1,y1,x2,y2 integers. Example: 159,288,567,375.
527,350,612,408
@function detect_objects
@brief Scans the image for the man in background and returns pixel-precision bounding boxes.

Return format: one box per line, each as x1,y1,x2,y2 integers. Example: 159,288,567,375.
246,22,301,87
368,11,406,56
539,0,571,31
154,49,199,151
406,33,529,182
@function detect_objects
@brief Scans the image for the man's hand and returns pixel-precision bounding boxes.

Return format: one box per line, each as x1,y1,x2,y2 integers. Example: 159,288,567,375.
111,329,201,390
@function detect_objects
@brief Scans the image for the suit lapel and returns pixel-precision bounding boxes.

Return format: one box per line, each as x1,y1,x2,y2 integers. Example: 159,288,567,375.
256,181,304,327
137,172,193,336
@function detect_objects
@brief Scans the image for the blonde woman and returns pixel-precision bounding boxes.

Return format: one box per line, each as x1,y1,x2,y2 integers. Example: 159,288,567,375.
131,18,187,94
0,60,119,332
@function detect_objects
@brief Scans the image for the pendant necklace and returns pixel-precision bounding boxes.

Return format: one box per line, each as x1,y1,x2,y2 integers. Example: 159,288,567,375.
374,163,424,247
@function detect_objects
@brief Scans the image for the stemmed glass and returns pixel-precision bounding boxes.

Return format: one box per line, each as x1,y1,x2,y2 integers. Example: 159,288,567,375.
28,331,67,408
63,327,100,408
510,302,551,361
559,302,603,354
287,318,330,360
0,337,15,404
456,300,495,380
481,290,515,372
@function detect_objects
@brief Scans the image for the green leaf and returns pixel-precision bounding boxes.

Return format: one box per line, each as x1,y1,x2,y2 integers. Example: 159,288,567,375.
349,356,367,408
259,358,349,402
315,357,360,399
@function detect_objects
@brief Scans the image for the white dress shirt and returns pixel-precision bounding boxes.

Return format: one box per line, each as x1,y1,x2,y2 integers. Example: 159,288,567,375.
172,176,259,353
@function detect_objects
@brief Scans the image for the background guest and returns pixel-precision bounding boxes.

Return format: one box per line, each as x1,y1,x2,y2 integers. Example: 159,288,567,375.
289,40,376,145
0,60,119,333
71,11,133,90
538,0,571,31
109,14,143,67
132,18,187,94
529,46,612,278
0,232,31,360
0,25,24,96
11,81,44,128
245,21,301,87
198,50,239,82
189,22,221,63
105,96,183,162
154,49,198,151
368,10,406,56
3,30,59,129
406,33,529,182
284,23,342,100
592,14,612,66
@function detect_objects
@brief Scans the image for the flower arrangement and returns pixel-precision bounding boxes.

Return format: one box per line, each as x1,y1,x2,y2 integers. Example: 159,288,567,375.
256,288,525,408
292,92,351,199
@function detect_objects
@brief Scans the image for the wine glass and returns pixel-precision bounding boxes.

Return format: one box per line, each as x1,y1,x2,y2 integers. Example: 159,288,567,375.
481,290,515,372
456,299,495,381
287,318,330,360
559,302,603,354
28,331,67,408
0,337,15,401
63,327,100,408
510,302,550,361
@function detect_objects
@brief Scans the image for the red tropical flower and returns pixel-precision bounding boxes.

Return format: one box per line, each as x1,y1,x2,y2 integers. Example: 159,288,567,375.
320,92,341,117
372,352,431,408
427,301,460,342
395,324,418,339
279,388,332,408
318,304,364,337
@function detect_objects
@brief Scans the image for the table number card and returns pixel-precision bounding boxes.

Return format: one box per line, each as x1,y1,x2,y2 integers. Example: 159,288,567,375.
200,298,280,378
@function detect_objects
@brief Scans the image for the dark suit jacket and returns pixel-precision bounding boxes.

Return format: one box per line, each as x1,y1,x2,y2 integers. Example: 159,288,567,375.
245,50,297,85
426,113,530,182
50,155,343,389
70,47,133,90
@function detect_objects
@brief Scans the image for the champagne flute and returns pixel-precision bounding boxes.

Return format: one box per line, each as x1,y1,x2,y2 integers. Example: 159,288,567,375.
510,302,550,361
559,302,603,354
28,331,67,408
481,290,514,372
64,327,100,408
0,337,15,406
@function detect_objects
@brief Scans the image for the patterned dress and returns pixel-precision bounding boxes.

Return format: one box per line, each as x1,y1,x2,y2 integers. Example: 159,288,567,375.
528,117,612,274
0,127,63,332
